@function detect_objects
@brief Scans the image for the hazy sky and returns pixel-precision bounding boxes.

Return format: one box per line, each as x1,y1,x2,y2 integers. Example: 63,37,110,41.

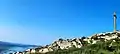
0,0,120,45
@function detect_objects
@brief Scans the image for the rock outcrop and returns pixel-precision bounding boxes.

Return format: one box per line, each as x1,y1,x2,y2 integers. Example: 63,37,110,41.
11,31,120,54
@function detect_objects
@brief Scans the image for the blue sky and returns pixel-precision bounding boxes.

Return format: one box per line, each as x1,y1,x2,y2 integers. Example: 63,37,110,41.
0,0,120,45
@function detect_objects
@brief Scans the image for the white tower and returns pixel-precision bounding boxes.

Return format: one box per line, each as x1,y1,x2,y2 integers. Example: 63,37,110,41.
113,12,117,32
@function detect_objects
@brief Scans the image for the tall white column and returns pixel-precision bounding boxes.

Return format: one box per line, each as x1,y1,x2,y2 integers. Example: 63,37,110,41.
113,12,117,32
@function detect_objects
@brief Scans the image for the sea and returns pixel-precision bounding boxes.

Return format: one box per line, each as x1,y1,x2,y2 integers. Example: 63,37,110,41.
0,41,37,54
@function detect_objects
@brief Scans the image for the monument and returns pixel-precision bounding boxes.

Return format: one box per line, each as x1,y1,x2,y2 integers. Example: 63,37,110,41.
113,12,117,32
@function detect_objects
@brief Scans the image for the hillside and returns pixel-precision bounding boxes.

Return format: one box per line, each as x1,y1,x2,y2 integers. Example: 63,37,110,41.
11,31,120,54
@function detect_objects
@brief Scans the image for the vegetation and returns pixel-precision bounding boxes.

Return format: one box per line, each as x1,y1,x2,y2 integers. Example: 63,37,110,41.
30,38,120,54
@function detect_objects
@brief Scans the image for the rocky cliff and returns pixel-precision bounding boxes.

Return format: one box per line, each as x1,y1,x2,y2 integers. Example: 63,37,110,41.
11,31,120,54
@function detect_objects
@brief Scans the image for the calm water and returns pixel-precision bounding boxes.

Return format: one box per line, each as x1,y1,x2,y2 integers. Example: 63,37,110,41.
0,41,37,54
